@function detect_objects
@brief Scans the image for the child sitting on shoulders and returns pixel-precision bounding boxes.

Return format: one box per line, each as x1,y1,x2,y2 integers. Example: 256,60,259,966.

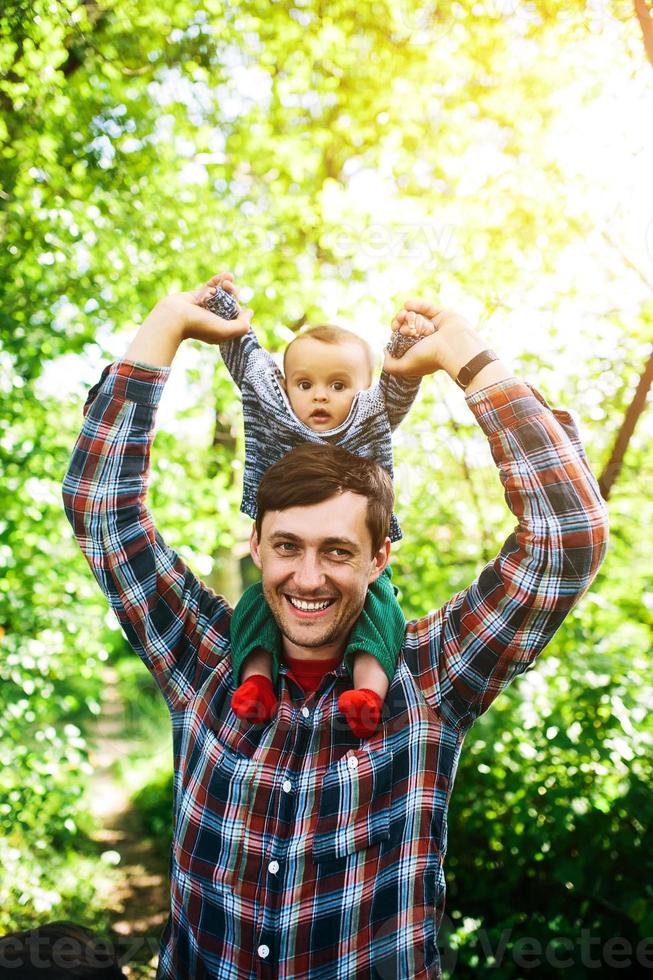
206,274,434,738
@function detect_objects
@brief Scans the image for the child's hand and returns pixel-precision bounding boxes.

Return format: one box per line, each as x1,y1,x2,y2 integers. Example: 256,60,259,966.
384,298,481,379
157,272,254,344
391,310,436,339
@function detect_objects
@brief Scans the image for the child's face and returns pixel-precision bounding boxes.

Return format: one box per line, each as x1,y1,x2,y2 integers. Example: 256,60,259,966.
284,337,372,431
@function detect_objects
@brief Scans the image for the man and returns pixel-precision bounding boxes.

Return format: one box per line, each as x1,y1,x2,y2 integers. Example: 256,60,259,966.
62,272,609,979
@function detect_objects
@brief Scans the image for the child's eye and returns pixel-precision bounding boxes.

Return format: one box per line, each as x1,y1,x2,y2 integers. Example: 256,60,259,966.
298,381,312,391
331,382,346,392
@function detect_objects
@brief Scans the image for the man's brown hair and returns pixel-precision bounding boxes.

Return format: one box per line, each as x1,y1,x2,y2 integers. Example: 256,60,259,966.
255,443,394,554
283,324,375,383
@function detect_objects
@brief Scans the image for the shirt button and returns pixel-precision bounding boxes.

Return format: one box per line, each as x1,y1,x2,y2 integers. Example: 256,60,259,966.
347,755,359,770
301,706,310,718
282,779,292,793
268,860,279,875
257,944,270,959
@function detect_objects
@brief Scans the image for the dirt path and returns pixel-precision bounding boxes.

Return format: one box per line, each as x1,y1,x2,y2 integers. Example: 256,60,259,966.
87,667,170,979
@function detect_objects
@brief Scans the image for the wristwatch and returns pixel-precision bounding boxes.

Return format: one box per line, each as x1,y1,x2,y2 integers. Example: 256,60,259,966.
455,349,499,390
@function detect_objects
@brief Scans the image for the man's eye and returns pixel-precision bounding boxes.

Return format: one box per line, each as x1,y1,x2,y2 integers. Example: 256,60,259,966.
277,542,297,553
329,548,351,558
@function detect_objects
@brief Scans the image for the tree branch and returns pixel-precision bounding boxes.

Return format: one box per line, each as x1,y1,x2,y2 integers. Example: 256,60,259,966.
54,0,152,78
599,226,653,294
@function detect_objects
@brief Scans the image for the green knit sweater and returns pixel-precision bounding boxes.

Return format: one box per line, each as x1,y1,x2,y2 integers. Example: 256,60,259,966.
229,566,406,689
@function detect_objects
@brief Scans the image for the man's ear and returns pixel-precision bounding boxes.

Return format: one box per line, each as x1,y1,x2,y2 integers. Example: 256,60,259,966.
250,524,263,570
368,538,391,585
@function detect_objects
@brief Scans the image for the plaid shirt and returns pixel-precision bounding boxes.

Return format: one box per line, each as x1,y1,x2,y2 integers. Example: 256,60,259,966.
62,360,609,980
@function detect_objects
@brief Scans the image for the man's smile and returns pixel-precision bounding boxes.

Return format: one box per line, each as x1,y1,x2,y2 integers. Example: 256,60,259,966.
284,594,337,618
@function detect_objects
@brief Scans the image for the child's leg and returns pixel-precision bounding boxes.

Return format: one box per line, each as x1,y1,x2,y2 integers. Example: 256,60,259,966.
232,646,278,723
230,582,281,724
352,651,390,700
337,651,390,740
338,566,405,739
240,646,273,683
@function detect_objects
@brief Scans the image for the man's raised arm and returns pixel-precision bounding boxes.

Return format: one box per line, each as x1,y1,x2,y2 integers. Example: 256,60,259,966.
61,272,253,711
384,300,610,732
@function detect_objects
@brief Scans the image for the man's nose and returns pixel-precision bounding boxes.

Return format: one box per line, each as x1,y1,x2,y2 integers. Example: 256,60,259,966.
293,552,326,591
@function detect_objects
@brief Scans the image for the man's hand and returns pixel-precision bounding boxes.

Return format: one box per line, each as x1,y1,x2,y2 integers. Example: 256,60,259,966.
383,298,511,393
159,271,254,343
125,272,254,368
383,299,484,380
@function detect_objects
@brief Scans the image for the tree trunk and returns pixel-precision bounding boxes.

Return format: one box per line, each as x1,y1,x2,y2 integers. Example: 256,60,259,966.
598,344,653,499
633,0,653,70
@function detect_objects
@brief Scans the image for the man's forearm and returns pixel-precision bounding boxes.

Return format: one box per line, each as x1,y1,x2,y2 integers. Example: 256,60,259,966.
459,358,512,396
382,305,513,392
124,304,185,367
432,323,513,395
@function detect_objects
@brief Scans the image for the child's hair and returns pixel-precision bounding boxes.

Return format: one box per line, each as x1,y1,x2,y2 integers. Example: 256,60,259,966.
283,324,375,382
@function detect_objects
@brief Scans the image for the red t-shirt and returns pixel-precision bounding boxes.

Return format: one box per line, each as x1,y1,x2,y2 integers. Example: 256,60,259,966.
283,653,343,696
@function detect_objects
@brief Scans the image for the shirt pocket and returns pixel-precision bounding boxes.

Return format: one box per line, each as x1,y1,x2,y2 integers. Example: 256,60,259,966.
312,748,393,864
175,733,256,890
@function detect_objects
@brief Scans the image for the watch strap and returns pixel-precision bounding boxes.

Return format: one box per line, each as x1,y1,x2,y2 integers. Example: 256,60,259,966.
456,349,499,390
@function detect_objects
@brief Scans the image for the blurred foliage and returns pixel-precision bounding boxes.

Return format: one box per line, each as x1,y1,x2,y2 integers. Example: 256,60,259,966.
131,768,174,856
1,0,652,976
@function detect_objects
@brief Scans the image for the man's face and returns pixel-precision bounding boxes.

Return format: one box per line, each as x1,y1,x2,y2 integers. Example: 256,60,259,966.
250,492,391,659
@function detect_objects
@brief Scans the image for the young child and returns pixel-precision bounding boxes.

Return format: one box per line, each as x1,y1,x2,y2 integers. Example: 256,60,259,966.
207,278,434,737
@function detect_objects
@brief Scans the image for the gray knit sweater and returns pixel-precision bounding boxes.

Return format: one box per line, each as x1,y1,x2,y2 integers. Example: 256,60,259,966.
219,329,422,541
